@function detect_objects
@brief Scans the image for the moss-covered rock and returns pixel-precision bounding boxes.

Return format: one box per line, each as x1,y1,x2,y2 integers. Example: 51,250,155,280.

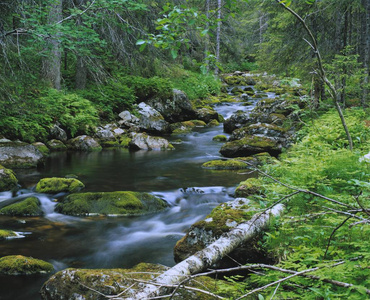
212,134,227,142
40,262,229,300
47,139,67,151
0,196,43,216
220,134,282,157
32,142,50,156
55,191,168,216
35,177,85,194
235,178,265,197
129,133,174,151
68,135,102,152
0,255,54,275
0,229,17,240
0,140,44,168
207,119,220,127
202,159,249,170
0,164,18,192
174,198,270,266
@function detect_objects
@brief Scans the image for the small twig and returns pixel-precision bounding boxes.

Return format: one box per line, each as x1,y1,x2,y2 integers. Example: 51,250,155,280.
235,267,319,300
323,206,369,221
323,216,351,259
353,192,370,217
270,282,281,300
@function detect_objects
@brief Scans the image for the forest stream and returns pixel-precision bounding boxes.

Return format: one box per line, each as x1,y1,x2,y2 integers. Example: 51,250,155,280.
0,89,276,300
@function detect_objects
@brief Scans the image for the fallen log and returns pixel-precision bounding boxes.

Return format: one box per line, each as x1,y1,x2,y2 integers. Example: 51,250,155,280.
129,204,284,299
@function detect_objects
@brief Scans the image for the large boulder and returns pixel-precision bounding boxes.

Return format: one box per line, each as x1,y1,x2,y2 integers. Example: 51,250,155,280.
55,191,169,216
195,107,220,124
68,135,102,151
0,164,18,192
174,197,272,267
0,255,54,275
49,123,67,142
0,140,44,168
0,196,43,216
40,263,228,300
223,110,253,133
129,133,174,151
220,135,282,157
35,177,85,194
136,102,171,134
147,89,197,123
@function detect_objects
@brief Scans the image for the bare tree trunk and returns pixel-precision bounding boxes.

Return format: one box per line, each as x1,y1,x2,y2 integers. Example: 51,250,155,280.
204,0,210,73
43,0,62,90
276,0,353,150
75,0,88,90
361,0,369,107
129,205,284,299
215,0,221,75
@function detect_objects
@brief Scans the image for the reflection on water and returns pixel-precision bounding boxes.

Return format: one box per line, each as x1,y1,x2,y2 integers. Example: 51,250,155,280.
0,101,258,300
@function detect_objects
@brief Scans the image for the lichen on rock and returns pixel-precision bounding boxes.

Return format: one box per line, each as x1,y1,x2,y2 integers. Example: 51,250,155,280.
35,177,85,194
0,255,54,275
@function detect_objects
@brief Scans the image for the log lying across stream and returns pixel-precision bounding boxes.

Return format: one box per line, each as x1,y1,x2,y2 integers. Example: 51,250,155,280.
129,204,284,299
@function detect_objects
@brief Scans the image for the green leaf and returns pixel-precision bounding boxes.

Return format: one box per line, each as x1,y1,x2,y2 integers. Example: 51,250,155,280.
170,49,178,59
136,39,146,45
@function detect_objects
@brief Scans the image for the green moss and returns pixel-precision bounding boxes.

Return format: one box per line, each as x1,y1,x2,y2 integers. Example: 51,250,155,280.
33,142,50,156
202,159,249,170
0,229,17,240
119,135,131,147
35,177,85,194
207,119,220,127
0,255,54,275
235,178,265,197
212,135,227,142
56,191,168,216
0,164,18,192
0,196,43,216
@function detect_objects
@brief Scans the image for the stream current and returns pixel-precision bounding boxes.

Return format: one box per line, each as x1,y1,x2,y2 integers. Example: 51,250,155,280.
0,91,273,300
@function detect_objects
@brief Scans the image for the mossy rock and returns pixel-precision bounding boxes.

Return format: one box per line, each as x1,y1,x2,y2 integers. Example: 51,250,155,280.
0,255,54,275
0,229,17,240
0,196,43,216
55,191,168,216
47,139,67,151
207,119,220,127
40,262,230,300
220,135,282,157
235,178,265,197
35,177,85,194
174,198,268,265
212,135,227,142
32,142,50,156
0,164,18,192
202,159,249,170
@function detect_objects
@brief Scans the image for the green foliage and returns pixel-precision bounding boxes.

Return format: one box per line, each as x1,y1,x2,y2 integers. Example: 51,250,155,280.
168,69,221,100
235,108,370,299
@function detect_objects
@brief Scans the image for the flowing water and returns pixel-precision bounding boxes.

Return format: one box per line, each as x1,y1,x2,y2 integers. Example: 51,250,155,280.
0,91,268,300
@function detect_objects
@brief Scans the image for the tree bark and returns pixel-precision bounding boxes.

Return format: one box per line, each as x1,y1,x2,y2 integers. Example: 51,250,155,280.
215,0,221,75
43,0,62,90
75,0,88,90
361,0,369,107
128,204,284,299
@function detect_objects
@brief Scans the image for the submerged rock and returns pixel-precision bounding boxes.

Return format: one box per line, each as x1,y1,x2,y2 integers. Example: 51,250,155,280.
35,177,85,194
0,164,18,192
0,229,17,240
0,255,54,275
0,140,44,168
174,197,271,267
68,135,102,151
55,191,168,216
129,133,174,151
40,262,228,300
0,196,43,216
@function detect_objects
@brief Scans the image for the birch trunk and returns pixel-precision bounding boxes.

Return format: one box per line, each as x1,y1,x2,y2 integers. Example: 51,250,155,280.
129,204,284,300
